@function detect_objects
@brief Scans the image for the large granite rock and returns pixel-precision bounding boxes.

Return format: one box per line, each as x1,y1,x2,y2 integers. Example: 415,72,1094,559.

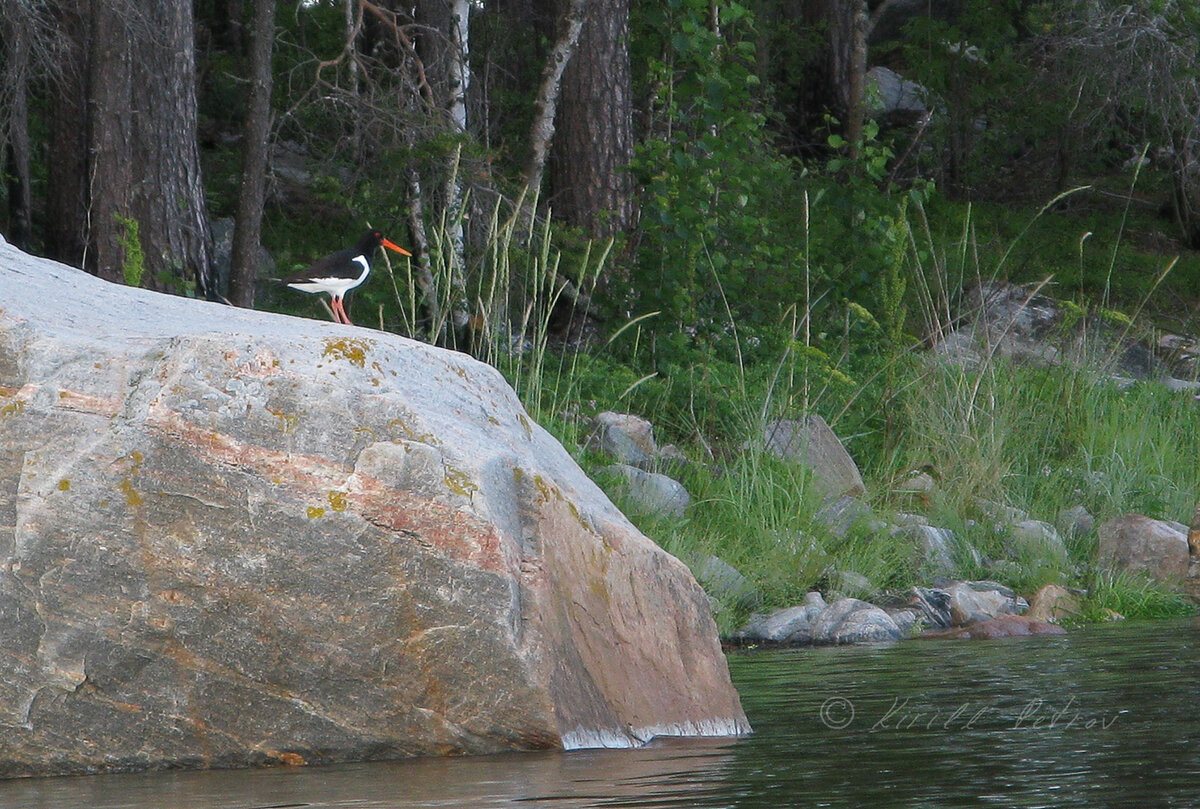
0,239,749,778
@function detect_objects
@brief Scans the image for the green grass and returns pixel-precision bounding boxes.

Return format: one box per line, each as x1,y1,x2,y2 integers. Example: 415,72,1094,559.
1076,570,1195,623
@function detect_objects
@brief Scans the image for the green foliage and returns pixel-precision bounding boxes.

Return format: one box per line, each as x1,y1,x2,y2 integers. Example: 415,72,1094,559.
611,446,916,634
631,0,804,333
113,213,145,288
899,360,1200,526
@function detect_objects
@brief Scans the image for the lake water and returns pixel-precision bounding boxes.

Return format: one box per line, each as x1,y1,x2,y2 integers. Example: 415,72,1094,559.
2,618,1197,808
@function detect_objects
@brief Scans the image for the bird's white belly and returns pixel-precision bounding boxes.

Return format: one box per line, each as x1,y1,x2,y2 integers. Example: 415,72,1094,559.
287,256,371,296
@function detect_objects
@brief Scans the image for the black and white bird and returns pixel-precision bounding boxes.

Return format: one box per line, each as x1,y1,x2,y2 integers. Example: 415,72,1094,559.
283,229,411,325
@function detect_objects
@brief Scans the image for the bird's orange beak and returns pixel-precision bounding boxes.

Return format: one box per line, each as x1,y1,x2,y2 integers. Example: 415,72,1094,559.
382,238,412,256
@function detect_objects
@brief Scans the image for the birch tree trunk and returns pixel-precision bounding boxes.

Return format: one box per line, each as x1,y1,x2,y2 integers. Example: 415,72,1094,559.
443,0,472,335
405,168,444,340
522,0,587,198
416,0,473,343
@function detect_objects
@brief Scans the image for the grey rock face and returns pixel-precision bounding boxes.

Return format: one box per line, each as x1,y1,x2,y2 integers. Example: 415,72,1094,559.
605,463,691,519
764,416,866,501
592,412,659,469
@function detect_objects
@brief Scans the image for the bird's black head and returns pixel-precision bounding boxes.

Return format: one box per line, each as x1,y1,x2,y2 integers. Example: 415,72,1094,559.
362,229,413,257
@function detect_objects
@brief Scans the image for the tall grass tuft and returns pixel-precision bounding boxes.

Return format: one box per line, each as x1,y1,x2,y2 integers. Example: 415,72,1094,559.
382,188,613,446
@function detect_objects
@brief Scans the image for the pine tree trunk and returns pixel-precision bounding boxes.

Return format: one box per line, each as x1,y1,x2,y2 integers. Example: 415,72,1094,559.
45,0,212,295
1,2,34,249
550,0,634,238
229,0,277,308
45,1,90,267
85,0,136,283
131,0,213,295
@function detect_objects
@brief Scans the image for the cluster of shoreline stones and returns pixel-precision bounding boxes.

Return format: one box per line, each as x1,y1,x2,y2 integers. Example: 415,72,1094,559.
590,409,1093,645
588,281,1200,645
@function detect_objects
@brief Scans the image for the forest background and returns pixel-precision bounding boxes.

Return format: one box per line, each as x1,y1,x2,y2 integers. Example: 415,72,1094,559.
2,0,1199,626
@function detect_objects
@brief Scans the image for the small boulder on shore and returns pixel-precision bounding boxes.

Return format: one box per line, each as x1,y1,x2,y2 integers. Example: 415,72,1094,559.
764,416,866,501
1097,514,1190,583
592,411,659,469
605,463,690,519
946,581,1029,626
810,598,903,645
1026,584,1082,623
737,592,827,644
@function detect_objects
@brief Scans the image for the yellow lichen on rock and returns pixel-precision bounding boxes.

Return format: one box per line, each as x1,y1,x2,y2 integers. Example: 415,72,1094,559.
328,491,349,512
444,465,478,497
322,337,374,368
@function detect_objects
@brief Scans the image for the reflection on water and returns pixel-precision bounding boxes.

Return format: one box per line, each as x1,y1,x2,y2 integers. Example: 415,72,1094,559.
0,740,743,809
2,618,1198,808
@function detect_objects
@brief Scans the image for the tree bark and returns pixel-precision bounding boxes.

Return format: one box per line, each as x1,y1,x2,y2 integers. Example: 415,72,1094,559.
415,0,473,340
132,0,214,295
45,0,90,266
0,0,34,249
811,0,867,153
85,0,136,282
550,0,634,238
229,0,277,308
45,0,213,295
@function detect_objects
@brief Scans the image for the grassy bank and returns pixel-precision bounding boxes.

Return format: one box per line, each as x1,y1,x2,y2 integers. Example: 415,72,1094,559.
261,184,1200,632
514,195,1197,632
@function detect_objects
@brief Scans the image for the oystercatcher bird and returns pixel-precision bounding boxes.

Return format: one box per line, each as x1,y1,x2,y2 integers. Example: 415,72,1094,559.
283,229,411,325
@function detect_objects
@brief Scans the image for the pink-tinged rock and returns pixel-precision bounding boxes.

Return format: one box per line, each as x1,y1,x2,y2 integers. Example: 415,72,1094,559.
945,581,1026,626
1097,514,1189,583
1025,584,1082,623
931,615,1068,640
0,239,749,779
